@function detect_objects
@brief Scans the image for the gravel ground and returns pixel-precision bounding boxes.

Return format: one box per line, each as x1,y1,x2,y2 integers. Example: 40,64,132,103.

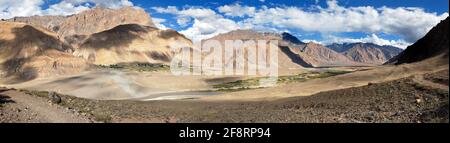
1,70,448,123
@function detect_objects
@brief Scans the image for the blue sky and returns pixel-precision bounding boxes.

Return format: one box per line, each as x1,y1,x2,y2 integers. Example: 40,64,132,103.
133,0,449,14
142,0,448,48
1,0,449,48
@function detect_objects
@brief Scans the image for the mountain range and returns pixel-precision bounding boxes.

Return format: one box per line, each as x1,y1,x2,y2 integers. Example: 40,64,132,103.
3,6,445,82
206,29,398,68
1,7,190,82
327,43,403,65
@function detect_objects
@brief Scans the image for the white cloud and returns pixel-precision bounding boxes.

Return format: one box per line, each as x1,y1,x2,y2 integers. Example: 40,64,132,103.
218,3,256,17
152,6,240,41
302,39,323,44
63,0,133,9
178,8,217,19
154,6,217,19
153,6,178,13
0,0,134,19
152,17,168,30
176,17,191,27
43,1,90,16
0,0,44,19
322,34,412,49
153,2,447,45
234,0,448,43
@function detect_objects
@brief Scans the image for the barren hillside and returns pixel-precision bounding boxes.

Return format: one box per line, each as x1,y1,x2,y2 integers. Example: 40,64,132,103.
327,43,403,65
6,15,67,33
387,17,449,64
0,22,90,83
7,7,155,40
207,30,308,75
58,7,155,38
294,42,361,67
74,24,191,65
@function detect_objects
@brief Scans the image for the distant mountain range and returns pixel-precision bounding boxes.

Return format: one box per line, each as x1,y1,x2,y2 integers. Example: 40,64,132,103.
206,29,400,68
326,43,403,65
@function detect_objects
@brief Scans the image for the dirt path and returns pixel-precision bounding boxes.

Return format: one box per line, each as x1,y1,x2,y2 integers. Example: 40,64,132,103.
0,88,90,123
413,75,449,91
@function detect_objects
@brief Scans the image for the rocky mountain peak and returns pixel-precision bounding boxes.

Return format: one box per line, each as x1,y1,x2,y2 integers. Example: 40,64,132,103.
281,32,304,45
305,42,321,47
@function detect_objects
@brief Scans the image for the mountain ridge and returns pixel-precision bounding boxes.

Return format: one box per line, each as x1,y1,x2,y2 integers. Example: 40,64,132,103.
7,6,156,40
326,42,403,65
0,22,91,83
206,30,361,68
386,17,449,65
74,24,191,65
1,7,186,83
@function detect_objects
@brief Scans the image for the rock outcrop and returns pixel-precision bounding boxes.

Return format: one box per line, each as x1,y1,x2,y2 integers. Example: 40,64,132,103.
6,15,66,33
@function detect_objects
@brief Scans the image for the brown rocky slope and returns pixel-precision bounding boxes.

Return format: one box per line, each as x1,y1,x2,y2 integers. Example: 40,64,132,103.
327,43,403,65
5,7,189,67
386,17,449,64
57,7,155,38
294,42,361,67
7,6,156,41
0,22,90,83
73,24,192,65
6,15,66,33
206,29,310,74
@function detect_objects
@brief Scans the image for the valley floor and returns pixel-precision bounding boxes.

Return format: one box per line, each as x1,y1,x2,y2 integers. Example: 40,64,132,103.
1,69,448,123
2,66,360,101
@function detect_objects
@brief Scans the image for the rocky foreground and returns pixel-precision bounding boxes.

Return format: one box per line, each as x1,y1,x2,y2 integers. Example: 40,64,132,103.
1,69,447,123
